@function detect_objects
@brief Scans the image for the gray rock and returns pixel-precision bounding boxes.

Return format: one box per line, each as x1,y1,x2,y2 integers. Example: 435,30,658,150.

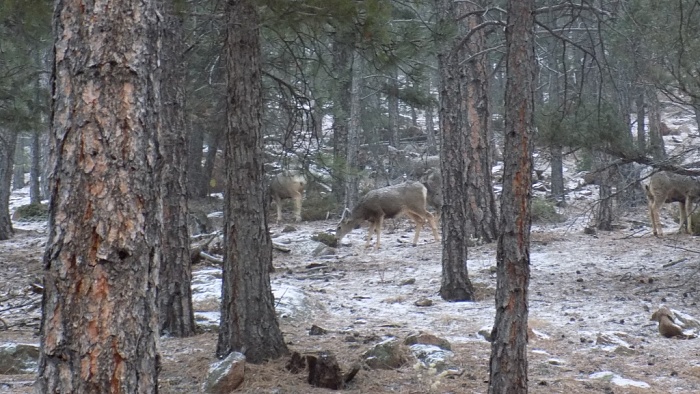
203,352,245,394
0,343,40,374
361,337,407,370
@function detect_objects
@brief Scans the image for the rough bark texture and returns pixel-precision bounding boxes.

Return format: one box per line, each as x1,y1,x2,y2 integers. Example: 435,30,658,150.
37,0,162,392
158,0,196,338
488,0,535,392
216,0,288,363
435,0,475,302
461,0,498,243
0,128,17,240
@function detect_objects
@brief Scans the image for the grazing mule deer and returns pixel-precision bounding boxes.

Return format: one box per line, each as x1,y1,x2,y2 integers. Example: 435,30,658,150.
335,181,440,249
644,171,700,236
269,170,306,223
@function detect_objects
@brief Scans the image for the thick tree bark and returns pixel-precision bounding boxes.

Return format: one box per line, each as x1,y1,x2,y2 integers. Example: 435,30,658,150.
435,0,475,302
0,128,17,240
30,130,42,204
461,0,498,243
489,0,535,392
37,0,162,392
217,0,288,363
158,0,196,338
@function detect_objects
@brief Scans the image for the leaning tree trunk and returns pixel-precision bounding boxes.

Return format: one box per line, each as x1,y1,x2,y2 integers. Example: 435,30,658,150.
435,0,475,302
489,0,535,392
158,0,196,338
216,0,288,363
37,0,162,392
0,128,17,240
462,0,498,243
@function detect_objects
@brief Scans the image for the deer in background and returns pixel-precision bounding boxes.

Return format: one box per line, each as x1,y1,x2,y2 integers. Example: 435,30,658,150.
269,170,306,223
335,181,440,249
644,171,700,236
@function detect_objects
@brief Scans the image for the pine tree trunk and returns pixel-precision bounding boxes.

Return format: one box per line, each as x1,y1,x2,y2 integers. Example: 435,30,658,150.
636,86,646,151
0,128,17,240
461,0,498,243
37,0,161,391
425,78,438,155
12,141,25,190
202,128,223,195
331,33,352,204
435,0,475,302
217,0,288,363
489,0,535,391
344,51,362,210
30,130,42,204
647,88,666,160
158,0,195,338
388,66,400,148
187,128,206,198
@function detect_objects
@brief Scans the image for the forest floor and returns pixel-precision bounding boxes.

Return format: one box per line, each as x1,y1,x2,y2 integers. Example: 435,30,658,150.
3,102,700,393
3,194,700,393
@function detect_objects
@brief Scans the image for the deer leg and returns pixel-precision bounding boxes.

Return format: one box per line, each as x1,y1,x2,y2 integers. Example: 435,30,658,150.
680,199,689,234
274,196,283,224
686,197,694,234
650,198,664,236
407,212,424,246
375,215,384,250
425,212,440,243
293,192,302,222
365,221,375,248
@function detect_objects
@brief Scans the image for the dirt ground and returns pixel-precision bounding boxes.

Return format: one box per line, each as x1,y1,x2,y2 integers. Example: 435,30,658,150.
3,195,700,393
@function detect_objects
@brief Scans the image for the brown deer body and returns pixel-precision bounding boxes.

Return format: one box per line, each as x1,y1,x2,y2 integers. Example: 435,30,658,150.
335,181,440,249
269,170,306,223
644,171,700,236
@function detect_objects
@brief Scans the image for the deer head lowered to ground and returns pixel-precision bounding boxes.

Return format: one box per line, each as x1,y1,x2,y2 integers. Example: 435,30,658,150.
269,170,306,223
644,171,700,236
335,181,440,250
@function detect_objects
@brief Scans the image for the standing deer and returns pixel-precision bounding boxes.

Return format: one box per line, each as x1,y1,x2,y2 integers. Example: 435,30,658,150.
644,171,700,236
269,170,306,223
335,181,440,249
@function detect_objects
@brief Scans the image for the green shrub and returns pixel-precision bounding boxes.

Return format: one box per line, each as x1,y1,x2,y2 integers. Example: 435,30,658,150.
531,197,566,223
12,203,49,221
301,191,339,222
311,232,338,247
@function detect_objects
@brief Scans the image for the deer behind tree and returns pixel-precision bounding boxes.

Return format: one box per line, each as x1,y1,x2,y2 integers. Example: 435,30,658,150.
268,170,306,223
644,171,700,236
